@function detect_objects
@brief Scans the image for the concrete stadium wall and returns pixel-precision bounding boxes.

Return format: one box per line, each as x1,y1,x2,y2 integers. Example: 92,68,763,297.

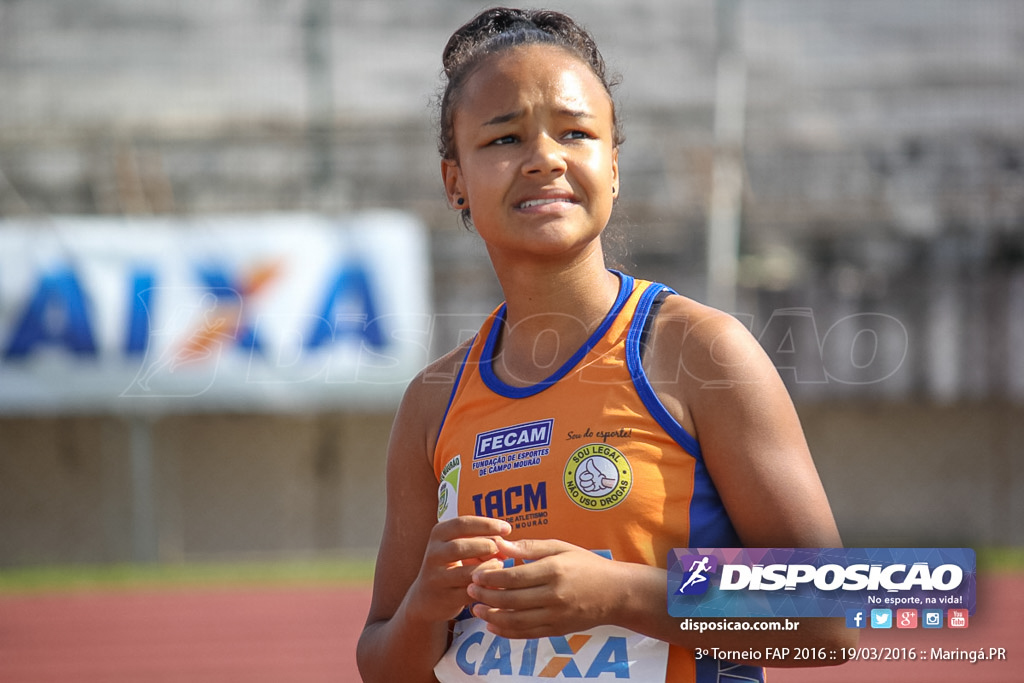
0,412,394,566
801,401,1024,548
1,402,1020,567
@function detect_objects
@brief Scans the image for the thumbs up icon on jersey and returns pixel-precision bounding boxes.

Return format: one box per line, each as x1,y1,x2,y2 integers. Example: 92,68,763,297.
577,456,617,495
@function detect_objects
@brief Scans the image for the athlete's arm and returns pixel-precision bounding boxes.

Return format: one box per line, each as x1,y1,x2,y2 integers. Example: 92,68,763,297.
356,348,512,682
657,296,843,549
645,294,855,658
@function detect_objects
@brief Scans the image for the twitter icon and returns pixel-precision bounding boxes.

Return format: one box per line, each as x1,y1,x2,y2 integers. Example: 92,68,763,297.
871,609,892,629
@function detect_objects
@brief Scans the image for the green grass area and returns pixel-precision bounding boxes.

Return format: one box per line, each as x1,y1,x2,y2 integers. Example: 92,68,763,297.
2,548,1020,595
977,547,1024,573
0,557,375,595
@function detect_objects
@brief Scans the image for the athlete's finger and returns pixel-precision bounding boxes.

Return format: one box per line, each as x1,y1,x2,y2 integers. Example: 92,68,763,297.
492,536,577,561
434,515,512,542
470,558,540,590
471,603,559,639
432,536,504,566
468,581,547,610
428,516,512,565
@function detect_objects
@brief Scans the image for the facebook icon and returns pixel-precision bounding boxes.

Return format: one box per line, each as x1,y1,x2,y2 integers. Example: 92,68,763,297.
845,609,867,629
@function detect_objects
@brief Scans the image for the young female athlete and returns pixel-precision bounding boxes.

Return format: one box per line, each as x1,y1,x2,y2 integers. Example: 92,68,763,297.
358,8,854,682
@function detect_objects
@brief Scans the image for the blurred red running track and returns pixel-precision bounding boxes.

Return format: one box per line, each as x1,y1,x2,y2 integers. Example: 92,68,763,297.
0,574,1020,682
0,586,371,682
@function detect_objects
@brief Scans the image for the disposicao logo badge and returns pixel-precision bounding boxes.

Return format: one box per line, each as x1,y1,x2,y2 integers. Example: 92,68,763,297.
676,555,718,596
667,548,977,620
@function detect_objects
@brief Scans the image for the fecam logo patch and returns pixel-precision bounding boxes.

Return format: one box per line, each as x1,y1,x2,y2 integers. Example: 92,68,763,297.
472,419,553,477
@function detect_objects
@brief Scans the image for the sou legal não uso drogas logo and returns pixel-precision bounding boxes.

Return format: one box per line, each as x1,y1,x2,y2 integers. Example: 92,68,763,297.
667,548,976,619
562,443,633,511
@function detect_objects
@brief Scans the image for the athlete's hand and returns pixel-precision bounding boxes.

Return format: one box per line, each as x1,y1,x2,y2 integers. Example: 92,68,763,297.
465,537,626,638
407,516,511,623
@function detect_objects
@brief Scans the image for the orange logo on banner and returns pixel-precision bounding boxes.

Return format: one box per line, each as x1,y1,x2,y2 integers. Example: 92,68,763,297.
174,261,283,366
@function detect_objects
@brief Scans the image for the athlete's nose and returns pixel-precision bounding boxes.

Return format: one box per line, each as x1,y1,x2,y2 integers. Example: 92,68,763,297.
522,133,567,176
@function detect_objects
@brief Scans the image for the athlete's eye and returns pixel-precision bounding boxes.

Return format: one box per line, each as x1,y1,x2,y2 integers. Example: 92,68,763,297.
490,135,517,146
564,130,593,141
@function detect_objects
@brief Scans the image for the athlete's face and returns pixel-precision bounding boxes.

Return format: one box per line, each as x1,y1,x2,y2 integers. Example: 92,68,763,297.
442,45,619,261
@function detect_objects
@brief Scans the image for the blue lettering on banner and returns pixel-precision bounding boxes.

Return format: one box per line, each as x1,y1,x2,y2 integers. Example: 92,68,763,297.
2,262,387,363
474,419,553,461
124,269,155,355
305,263,386,350
4,268,97,359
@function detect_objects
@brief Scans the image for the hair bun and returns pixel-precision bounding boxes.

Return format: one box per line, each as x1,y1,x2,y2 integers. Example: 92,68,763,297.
442,7,605,81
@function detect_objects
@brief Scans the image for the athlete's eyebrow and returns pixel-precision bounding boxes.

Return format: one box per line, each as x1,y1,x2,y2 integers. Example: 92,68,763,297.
483,110,524,126
482,107,595,126
558,107,596,121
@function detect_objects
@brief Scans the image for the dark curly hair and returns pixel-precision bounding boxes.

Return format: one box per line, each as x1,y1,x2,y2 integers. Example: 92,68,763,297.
437,7,623,163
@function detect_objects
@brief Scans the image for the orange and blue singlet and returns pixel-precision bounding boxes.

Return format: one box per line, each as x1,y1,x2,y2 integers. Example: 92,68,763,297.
433,271,765,683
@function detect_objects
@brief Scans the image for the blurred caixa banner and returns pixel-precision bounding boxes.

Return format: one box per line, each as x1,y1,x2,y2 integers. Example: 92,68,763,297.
0,211,431,414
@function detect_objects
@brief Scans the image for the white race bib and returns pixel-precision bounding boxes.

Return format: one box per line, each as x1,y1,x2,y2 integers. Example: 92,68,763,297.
434,617,669,681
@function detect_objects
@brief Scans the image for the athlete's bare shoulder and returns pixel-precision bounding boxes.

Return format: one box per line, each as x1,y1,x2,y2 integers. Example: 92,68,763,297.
392,337,476,464
648,293,769,387
641,293,777,438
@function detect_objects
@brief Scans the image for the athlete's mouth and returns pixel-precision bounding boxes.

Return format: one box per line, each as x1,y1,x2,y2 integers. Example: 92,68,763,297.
517,197,576,209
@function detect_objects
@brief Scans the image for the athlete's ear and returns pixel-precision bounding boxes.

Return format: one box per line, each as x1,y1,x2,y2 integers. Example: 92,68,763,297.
611,147,620,198
442,159,466,210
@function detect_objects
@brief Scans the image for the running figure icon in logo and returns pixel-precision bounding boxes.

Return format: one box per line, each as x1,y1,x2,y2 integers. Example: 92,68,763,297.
677,555,718,595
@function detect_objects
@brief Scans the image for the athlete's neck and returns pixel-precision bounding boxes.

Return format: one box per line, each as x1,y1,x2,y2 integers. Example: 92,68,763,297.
489,255,621,385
